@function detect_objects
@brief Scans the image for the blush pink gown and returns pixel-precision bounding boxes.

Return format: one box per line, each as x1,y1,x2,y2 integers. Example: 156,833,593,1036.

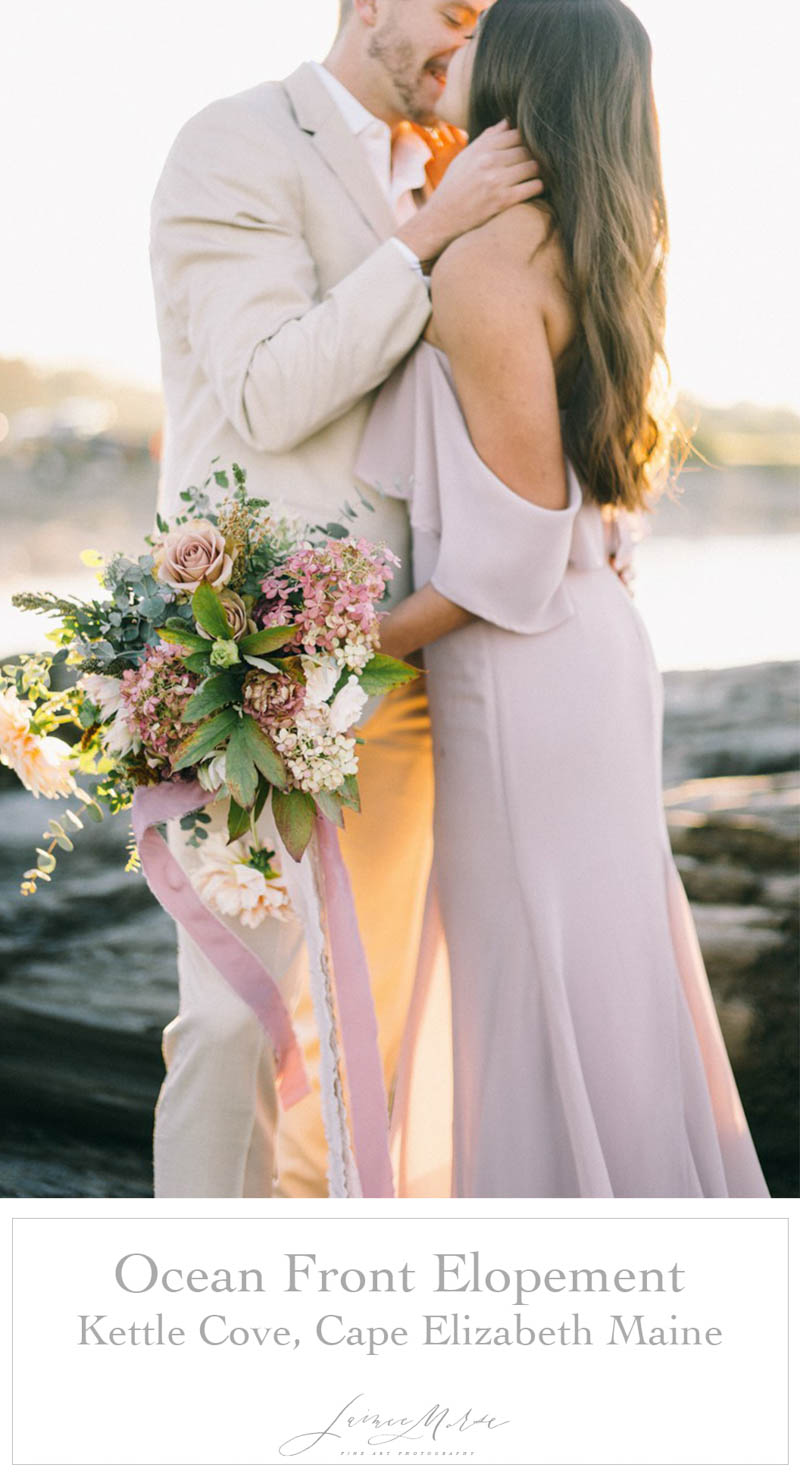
355,341,770,1198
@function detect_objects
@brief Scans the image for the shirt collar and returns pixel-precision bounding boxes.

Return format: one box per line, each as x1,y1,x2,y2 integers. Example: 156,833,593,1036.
309,60,432,197
310,61,386,139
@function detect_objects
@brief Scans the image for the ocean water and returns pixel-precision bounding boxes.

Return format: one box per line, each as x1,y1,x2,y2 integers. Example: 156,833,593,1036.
1,463,797,673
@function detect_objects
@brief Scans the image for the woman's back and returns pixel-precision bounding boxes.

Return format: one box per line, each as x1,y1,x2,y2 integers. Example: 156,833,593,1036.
426,202,581,511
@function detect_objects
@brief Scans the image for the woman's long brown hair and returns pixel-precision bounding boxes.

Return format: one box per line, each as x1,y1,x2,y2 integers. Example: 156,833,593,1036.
468,0,680,510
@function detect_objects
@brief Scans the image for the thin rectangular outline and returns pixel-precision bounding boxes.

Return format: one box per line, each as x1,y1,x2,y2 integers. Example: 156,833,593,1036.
10,1215,790,1467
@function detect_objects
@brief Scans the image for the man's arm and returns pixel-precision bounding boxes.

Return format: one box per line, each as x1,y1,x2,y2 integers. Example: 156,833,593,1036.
150,99,432,457
150,104,543,457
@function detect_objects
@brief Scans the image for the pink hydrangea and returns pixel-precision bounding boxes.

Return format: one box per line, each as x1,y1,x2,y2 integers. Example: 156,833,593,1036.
119,643,199,772
259,538,397,669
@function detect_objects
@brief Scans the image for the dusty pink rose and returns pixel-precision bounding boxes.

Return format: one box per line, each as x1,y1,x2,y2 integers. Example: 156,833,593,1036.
197,590,255,641
154,519,233,593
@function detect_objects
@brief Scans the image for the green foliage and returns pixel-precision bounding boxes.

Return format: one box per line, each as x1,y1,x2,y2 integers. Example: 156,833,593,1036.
239,625,298,656
191,582,232,640
315,790,344,827
155,623,213,654
182,672,241,723
335,773,361,813
178,808,212,849
359,652,421,695
172,708,239,770
236,714,289,789
224,723,259,810
227,796,254,843
271,787,316,862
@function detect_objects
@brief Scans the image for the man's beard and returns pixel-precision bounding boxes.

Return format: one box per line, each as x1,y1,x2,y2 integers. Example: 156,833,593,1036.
367,26,439,125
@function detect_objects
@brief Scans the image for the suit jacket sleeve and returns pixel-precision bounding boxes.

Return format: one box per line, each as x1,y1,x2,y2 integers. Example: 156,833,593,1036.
150,99,432,455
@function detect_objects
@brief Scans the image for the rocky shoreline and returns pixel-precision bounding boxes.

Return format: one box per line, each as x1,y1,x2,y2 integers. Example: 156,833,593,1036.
0,660,797,1198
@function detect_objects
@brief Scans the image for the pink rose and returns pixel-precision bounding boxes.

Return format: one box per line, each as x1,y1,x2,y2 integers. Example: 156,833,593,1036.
154,519,233,593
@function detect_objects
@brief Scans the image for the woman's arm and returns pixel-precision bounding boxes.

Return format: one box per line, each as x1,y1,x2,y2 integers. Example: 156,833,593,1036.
379,584,473,660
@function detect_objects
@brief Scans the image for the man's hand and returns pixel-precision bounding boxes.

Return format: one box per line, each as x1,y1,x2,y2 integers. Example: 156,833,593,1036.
395,120,543,268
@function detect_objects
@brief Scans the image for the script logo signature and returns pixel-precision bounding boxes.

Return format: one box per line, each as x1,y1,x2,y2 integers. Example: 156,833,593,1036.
278,1392,510,1457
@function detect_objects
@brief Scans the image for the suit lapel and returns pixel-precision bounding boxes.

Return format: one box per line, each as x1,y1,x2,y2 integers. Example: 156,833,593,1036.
282,63,397,242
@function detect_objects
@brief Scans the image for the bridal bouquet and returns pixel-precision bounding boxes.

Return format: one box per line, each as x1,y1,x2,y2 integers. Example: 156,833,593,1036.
2,463,417,901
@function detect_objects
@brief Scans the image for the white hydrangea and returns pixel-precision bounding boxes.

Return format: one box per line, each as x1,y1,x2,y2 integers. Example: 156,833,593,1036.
273,704,358,794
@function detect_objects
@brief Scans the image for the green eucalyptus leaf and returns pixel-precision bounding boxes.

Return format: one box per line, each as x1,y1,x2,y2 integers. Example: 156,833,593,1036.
139,596,167,621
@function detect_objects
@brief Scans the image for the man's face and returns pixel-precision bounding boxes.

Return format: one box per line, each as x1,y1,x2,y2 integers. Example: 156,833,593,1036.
367,1,493,125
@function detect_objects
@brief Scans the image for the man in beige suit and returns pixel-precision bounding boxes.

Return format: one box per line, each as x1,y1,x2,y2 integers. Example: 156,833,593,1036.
149,0,540,1197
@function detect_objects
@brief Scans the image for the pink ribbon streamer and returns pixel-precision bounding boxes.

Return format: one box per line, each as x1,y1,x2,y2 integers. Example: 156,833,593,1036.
317,816,395,1199
131,781,395,1197
131,779,309,1110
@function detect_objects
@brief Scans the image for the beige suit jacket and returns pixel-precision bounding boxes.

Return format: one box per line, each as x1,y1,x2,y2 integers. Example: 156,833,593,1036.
150,62,432,604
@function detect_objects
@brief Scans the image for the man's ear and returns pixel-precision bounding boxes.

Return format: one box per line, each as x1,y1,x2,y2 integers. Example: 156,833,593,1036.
353,0,380,26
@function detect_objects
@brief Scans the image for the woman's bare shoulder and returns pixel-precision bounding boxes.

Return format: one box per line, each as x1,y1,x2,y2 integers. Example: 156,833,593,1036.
432,204,558,291
430,204,574,360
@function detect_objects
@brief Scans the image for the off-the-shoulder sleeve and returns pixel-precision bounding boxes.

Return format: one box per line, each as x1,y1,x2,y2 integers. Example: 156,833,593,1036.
356,342,583,635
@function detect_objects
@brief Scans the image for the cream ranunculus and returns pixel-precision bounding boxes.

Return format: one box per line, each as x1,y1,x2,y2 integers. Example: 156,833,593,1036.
301,655,341,706
153,519,233,593
190,835,293,928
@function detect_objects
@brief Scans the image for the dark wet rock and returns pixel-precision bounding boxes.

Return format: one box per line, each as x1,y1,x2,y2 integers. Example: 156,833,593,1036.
665,769,799,1196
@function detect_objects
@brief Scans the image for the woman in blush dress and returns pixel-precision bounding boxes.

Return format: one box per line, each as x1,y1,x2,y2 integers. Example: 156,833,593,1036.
355,0,770,1198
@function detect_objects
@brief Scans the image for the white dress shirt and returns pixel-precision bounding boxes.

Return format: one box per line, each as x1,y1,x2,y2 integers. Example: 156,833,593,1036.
310,61,431,278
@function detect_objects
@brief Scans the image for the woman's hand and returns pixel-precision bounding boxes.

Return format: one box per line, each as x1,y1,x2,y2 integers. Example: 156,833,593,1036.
395,121,542,268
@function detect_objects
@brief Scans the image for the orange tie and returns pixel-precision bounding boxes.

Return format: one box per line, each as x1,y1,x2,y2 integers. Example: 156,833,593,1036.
409,122,468,193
